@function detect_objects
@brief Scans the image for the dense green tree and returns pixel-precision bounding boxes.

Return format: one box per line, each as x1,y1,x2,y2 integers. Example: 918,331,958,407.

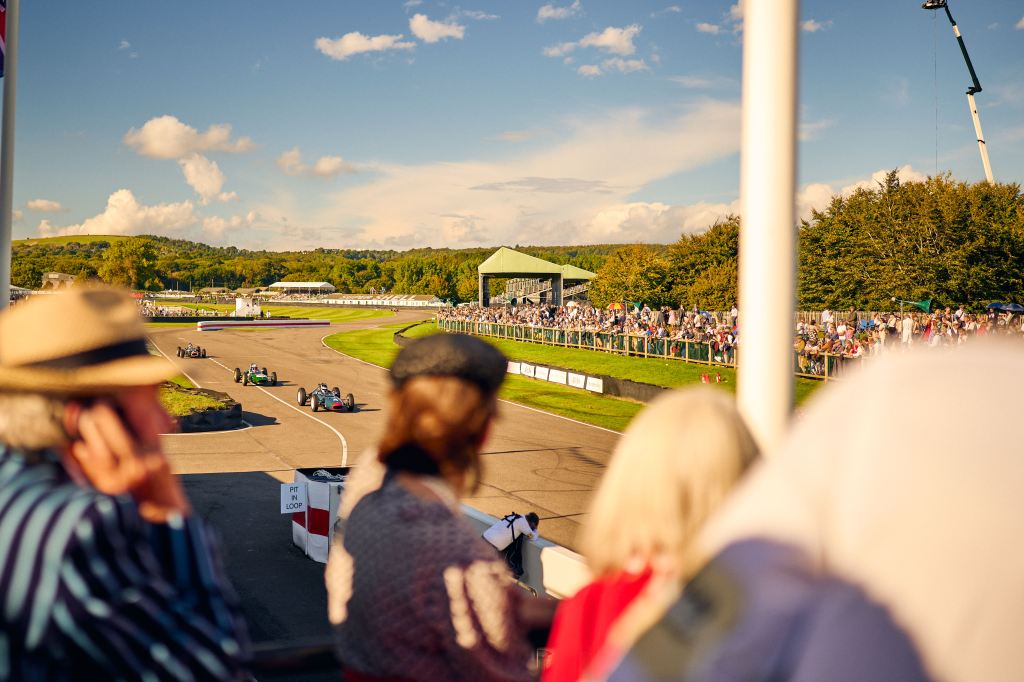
588,244,672,307
97,237,159,290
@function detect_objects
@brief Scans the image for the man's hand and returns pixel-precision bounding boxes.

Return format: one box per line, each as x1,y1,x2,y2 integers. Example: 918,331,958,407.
63,387,191,524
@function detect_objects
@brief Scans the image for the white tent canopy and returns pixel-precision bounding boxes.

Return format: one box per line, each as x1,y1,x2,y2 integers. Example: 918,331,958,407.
267,281,336,293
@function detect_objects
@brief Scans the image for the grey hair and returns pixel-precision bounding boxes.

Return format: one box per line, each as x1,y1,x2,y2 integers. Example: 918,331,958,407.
0,393,69,453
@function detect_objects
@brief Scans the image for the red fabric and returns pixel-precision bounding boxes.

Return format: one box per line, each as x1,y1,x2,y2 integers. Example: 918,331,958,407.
542,569,652,682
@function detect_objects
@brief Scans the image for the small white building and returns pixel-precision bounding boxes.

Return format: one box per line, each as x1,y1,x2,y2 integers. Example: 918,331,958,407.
267,281,337,295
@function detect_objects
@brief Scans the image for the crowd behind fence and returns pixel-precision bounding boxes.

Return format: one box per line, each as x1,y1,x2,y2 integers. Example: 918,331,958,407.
436,318,861,381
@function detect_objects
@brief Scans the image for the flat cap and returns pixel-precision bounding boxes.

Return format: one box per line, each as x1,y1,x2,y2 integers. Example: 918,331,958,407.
390,333,507,393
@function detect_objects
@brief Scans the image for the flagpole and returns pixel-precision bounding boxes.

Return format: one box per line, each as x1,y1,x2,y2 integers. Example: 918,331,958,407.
0,0,19,309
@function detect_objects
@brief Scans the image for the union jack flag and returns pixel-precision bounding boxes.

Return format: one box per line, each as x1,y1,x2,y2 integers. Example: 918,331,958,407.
0,0,6,78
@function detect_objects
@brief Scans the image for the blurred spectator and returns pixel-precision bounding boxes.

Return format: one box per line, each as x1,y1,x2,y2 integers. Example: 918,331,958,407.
0,287,250,679
609,342,1024,681
542,388,758,682
327,334,538,682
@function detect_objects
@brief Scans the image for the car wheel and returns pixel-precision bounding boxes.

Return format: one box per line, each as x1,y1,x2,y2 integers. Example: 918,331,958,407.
271,371,277,386
177,347,182,357
311,396,319,412
333,386,341,398
297,387,307,406
234,368,241,383
243,374,248,386
262,367,268,376
201,348,207,358
345,393,355,411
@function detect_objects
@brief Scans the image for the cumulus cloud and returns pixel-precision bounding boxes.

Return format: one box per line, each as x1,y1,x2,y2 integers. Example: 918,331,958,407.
37,189,197,237
277,147,356,178
202,211,257,240
315,32,415,60
403,0,422,7
300,99,743,248
651,5,682,17
801,19,833,32
177,153,236,204
669,75,735,89
13,210,23,222
26,199,63,212
577,58,649,77
537,0,581,23
124,115,253,160
544,24,641,60
696,23,721,34
409,14,465,43
1017,17,1024,30
118,40,131,50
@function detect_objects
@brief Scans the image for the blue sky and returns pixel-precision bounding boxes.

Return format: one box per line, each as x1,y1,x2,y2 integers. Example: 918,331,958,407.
11,0,1024,249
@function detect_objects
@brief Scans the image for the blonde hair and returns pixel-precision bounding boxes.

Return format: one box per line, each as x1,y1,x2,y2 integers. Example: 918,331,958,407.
377,375,498,490
581,388,758,578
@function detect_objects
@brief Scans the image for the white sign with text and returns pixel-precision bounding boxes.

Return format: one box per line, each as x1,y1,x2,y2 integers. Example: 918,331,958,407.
585,377,604,393
520,363,535,378
507,361,521,375
548,369,568,385
534,366,550,381
281,483,308,514
568,373,586,389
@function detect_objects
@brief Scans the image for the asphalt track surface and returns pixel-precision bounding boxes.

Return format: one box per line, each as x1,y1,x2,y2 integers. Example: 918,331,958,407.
149,312,619,665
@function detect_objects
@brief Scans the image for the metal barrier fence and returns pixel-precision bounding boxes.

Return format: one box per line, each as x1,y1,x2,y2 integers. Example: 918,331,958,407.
437,319,866,381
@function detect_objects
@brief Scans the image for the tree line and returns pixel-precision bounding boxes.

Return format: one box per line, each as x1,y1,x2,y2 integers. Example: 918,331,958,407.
588,173,1024,310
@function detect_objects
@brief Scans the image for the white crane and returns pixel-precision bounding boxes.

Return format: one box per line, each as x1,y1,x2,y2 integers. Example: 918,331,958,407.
923,0,994,183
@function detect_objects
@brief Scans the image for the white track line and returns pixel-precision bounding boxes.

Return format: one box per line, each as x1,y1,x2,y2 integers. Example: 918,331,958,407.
208,358,349,466
319,332,622,435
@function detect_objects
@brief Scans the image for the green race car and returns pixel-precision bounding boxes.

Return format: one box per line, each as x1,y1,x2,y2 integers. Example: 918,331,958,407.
234,363,278,386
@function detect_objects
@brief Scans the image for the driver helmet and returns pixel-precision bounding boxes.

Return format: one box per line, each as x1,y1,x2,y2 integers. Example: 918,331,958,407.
250,363,258,372
318,383,328,391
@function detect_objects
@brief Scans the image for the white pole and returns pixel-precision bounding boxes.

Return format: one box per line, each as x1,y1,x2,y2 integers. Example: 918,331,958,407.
966,93,994,183
737,0,799,455
0,0,19,309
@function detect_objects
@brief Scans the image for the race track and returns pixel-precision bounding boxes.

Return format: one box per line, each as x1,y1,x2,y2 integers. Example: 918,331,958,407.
152,311,619,550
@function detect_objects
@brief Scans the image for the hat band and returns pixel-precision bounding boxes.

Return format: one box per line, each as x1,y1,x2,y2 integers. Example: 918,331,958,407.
18,338,151,370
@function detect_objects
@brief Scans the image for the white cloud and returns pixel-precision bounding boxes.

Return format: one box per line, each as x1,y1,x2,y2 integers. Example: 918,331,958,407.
123,115,253,160
579,58,649,77
579,25,641,55
315,32,416,60
202,211,257,240
669,75,735,89
37,189,197,237
729,1,743,25
403,0,422,7
460,10,499,21
494,130,535,142
26,199,63,212
651,5,682,18
799,118,835,141
13,210,23,223
1016,17,1024,30
696,22,721,34
537,0,581,23
409,14,466,43
545,24,642,59
300,100,742,248
277,147,356,178
118,40,131,50
177,153,236,204
801,19,832,33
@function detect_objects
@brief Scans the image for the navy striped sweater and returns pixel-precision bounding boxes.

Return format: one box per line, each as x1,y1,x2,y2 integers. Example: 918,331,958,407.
0,446,250,680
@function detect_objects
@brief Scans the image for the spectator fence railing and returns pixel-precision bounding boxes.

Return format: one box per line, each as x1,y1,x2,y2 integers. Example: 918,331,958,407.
437,318,864,381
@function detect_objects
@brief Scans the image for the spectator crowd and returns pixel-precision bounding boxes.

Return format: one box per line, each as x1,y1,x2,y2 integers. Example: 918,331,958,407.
2,287,1024,682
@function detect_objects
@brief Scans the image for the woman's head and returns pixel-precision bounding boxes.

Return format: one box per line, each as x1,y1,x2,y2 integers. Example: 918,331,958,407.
378,333,507,492
582,387,758,578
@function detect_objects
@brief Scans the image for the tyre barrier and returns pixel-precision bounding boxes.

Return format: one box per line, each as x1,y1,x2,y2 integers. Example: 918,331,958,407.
176,389,244,433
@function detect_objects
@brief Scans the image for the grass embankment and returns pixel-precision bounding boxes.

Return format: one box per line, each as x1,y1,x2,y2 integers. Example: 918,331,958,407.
170,303,394,324
324,320,643,431
449,327,820,406
159,375,225,417
16,235,129,246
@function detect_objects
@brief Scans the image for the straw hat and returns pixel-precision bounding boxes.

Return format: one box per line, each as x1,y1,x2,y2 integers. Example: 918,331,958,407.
0,286,176,395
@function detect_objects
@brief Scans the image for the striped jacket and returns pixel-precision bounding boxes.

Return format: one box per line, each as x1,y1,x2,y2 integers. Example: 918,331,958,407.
0,446,250,680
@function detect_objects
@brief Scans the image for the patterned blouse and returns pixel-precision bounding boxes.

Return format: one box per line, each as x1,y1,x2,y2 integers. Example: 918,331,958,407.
333,471,535,681
0,446,250,680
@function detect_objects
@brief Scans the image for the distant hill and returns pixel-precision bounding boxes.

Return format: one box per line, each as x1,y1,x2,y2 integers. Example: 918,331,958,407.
11,234,656,302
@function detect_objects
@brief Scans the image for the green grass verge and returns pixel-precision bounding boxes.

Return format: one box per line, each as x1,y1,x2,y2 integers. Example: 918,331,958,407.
159,385,224,417
168,375,196,389
170,303,394,323
324,319,643,431
145,322,196,328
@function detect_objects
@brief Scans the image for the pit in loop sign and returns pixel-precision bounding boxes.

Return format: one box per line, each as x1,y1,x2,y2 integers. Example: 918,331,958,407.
281,483,308,513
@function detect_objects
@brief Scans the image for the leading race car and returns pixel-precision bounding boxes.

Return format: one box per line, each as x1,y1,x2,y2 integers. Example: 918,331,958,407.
297,383,356,412
176,342,207,358
234,363,278,386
